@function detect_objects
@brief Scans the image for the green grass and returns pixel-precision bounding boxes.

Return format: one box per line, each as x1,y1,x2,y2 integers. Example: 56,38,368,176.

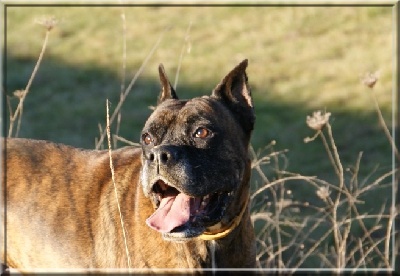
4,5,396,270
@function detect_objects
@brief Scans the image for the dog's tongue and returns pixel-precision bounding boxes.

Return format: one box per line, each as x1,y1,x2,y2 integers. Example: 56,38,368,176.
146,193,192,233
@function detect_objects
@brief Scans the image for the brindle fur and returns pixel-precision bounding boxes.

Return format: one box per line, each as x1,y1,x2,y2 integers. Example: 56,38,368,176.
1,60,256,271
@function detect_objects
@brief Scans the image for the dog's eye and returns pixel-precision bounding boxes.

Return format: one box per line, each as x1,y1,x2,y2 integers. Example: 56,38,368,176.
194,127,211,139
142,133,153,145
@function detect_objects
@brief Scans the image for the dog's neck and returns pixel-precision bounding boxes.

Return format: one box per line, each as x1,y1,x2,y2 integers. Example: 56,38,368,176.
199,197,249,241
201,201,255,268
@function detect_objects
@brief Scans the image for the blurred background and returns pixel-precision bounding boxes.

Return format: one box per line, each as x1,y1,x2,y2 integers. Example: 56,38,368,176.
4,5,396,269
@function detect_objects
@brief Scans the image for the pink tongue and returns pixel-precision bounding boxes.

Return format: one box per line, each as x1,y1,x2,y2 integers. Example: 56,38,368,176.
146,193,192,233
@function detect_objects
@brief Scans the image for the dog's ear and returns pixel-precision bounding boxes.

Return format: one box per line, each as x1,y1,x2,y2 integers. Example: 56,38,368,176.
211,59,255,133
158,64,178,105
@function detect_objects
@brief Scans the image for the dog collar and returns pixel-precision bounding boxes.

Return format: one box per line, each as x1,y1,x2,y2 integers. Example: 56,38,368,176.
199,198,249,241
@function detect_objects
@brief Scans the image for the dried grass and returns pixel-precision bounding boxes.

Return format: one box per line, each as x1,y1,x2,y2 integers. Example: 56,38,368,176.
7,17,56,138
105,99,131,268
251,98,397,271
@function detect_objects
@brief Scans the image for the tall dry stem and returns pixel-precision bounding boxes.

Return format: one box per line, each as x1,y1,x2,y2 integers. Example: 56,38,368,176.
325,123,346,271
106,99,131,268
96,27,169,149
8,19,55,137
113,7,127,149
174,22,192,90
252,104,396,270
361,71,399,161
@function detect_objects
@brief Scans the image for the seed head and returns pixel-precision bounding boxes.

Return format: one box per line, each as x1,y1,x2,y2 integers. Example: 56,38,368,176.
316,186,330,202
35,16,58,31
361,71,379,89
13,89,26,99
306,111,331,131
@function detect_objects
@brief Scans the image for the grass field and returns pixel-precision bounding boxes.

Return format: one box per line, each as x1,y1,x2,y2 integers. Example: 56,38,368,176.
4,4,397,271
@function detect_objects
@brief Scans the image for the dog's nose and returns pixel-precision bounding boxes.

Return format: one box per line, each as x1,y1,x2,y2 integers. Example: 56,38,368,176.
145,146,177,165
155,148,172,165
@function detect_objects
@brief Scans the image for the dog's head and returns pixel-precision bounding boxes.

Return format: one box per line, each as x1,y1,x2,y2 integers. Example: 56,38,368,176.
139,60,255,242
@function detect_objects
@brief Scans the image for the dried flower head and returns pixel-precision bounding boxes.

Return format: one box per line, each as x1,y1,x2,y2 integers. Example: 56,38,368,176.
306,111,331,131
361,71,379,89
35,16,58,31
316,186,330,202
13,89,26,99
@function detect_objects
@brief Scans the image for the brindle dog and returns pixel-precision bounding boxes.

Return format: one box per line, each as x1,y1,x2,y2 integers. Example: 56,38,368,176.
1,59,256,272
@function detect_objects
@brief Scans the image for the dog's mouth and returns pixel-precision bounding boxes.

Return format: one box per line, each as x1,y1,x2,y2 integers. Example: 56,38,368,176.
145,179,233,241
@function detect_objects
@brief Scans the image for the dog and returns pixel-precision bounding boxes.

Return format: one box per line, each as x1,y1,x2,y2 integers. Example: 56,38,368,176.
1,59,256,271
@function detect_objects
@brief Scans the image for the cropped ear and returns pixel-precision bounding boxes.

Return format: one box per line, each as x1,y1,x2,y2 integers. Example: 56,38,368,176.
211,59,255,133
158,64,178,105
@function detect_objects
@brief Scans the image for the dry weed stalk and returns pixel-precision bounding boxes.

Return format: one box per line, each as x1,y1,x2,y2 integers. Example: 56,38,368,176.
361,71,399,161
113,7,127,149
174,21,192,90
252,104,395,271
8,17,56,138
95,28,169,150
106,99,131,268
306,110,393,271
103,17,193,150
